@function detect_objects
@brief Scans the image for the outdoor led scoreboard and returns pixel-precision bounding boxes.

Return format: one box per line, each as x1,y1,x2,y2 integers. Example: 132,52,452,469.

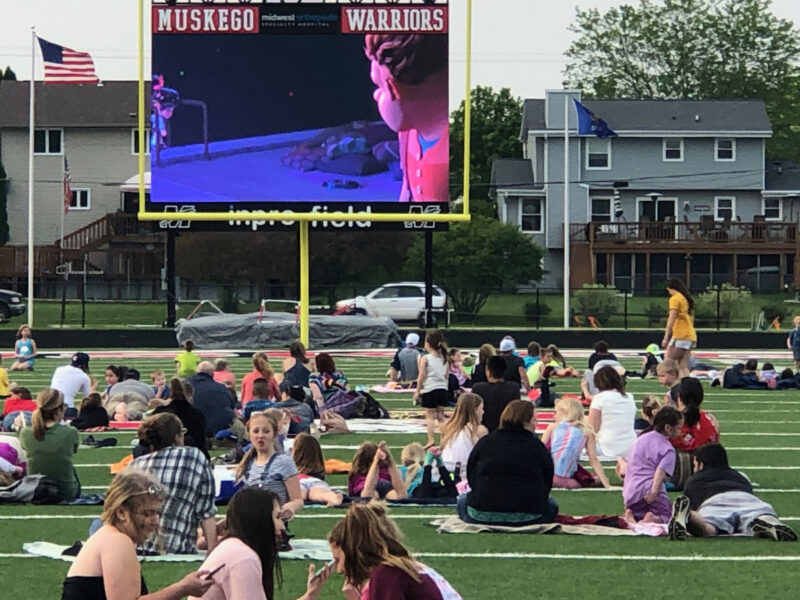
138,0,469,229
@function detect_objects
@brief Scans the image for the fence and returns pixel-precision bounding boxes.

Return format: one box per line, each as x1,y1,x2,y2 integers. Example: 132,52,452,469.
1,281,795,330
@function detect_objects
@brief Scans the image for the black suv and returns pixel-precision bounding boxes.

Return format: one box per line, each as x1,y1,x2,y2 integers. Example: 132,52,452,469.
0,289,25,321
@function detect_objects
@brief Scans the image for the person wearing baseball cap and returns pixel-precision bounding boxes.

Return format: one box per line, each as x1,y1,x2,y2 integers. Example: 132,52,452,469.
641,343,665,378
388,332,423,386
498,336,529,393
51,352,95,417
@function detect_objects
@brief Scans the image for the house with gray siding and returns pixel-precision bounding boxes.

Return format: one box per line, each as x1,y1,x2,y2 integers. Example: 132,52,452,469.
492,90,800,293
0,81,162,295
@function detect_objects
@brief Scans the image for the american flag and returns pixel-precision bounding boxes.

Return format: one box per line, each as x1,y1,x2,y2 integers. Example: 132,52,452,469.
63,157,73,214
37,37,99,85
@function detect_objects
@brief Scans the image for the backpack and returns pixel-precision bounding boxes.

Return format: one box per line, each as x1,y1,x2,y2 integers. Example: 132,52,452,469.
0,475,60,504
321,390,365,419
355,392,390,419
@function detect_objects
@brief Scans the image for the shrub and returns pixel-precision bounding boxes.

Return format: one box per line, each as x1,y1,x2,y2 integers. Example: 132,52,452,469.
694,283,751,327
761,304,787,323
523,300,552,323
573,284,620,325
644,302,664,327
217,286,240,314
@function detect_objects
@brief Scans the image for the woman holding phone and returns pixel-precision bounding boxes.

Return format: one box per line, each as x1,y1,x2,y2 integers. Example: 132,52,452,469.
190,487,331,600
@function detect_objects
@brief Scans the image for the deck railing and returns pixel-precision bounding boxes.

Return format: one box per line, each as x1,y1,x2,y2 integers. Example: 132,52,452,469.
570,220,797,245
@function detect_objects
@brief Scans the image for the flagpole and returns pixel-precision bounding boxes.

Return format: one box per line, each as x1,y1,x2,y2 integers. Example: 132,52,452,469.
563,92,570,329
27,27,35,326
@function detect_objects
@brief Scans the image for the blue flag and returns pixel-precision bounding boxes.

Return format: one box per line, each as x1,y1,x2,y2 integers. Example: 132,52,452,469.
573,99,617,138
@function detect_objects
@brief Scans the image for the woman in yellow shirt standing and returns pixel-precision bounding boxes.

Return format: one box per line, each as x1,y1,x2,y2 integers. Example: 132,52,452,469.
662,278,697,378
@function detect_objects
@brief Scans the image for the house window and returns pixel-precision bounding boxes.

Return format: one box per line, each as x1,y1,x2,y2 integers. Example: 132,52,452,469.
586,138,610,169
69,189,90,210
663,138,683,161
520,198,543,233
714,196,735,221
715,138,735,161
132,128,151,155
763,198,782,221
34,129,63,155
591,197,613,222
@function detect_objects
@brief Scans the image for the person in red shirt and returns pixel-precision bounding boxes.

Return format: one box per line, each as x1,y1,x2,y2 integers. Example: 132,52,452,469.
364,34,449,203
671,377,719,452
2,387,37,431
240,352,280,406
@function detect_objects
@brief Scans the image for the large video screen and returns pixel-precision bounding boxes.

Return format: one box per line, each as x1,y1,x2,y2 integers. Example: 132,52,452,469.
149,0,450,216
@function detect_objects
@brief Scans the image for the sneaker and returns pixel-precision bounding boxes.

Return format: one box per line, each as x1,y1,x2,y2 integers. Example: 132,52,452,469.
668,495,691,541
751,517,798,542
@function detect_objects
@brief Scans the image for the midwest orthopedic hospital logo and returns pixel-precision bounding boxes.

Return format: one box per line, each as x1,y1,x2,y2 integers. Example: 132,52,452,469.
159,205,195,229
403,204,439,229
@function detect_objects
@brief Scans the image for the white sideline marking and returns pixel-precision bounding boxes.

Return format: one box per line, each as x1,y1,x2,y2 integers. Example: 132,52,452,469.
8,553,797,562
411,552,800,562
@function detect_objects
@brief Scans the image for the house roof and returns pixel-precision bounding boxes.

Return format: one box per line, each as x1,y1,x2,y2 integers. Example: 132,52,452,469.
0,80,150,128
521,98,772,139
765,160,800,192
490,158,539,193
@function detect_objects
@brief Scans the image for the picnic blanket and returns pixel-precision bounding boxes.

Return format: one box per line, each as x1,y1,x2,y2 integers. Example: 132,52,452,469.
429,515,643,536
23,539,333,562
341,418,549,434
371,385,416,393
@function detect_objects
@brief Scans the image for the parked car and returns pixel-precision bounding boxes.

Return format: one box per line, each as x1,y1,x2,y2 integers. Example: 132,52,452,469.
335,282,447,326
0,289,25,321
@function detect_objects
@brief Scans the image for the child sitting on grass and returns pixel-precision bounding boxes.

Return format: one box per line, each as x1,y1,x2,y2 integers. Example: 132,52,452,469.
541,397,610,489
622,406,683,524
151,370,169,400
174,339,199,378
71,393,110,431
399,442,458,499
348,440,407,500
291,433,343,507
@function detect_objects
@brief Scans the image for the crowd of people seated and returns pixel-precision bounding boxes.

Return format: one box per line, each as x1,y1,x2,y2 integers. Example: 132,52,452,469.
2,330,798,600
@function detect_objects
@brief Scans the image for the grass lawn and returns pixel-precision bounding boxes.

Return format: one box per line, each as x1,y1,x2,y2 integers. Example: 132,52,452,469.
1,351,799,598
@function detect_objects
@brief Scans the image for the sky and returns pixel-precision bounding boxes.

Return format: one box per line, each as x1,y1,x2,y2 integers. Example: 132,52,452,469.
1,0,800,110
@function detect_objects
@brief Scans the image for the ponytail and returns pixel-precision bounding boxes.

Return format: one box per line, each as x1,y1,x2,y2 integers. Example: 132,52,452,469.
253,352,274,381
425,329,448,361
170,377,187,402
31,388,64,441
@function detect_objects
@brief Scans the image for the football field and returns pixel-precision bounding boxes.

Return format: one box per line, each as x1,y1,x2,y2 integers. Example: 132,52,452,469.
1,350,799,599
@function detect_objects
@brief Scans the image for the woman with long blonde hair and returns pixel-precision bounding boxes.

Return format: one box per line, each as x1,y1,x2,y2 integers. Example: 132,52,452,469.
327,503,461,600
439,393,488,474
62,469,213,600
235,412,303,520
19,388,80,501
541,397,610,488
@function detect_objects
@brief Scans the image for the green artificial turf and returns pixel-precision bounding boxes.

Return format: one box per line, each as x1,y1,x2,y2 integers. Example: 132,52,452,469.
1,352,799,599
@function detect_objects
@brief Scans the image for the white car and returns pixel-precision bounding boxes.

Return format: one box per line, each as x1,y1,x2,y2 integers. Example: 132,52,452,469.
335,282,447,324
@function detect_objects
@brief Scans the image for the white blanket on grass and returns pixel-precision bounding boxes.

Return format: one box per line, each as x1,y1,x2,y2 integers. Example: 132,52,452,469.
341,419,428,434
430,516,657,536
23,539,333,562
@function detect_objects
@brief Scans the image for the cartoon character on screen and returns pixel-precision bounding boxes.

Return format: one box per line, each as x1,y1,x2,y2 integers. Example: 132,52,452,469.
150,74,180,151
365,34,449,202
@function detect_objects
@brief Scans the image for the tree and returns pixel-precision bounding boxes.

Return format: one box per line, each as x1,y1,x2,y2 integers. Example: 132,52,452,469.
404,215,544,320
564,0,800,161
2,67,17,80
450,86,524,217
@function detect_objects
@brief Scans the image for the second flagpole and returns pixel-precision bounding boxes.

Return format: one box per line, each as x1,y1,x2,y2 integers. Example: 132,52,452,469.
27,26,35,326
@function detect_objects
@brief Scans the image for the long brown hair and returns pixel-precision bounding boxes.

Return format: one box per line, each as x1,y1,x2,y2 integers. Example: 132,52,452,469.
226,488,282,600
253,352,274,380
424,329,447,361
235,412,279,482
31,388,64,441
327,503,420,586
292,433,325,477
349,441,379,478
593,365,626,395
477,344,495,366
440,392,483,449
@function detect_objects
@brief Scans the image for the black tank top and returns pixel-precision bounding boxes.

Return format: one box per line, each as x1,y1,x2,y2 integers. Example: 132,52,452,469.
61,575,148,600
